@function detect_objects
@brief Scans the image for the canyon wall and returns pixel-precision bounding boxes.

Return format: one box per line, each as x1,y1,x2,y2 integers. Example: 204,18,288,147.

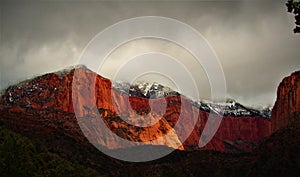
0,66,271,152
271,71,300,132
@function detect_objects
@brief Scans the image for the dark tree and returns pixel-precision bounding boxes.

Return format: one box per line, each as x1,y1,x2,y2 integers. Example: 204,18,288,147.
286,0,300,33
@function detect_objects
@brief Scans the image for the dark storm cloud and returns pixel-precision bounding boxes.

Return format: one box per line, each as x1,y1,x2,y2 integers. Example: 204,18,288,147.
0,0,299,107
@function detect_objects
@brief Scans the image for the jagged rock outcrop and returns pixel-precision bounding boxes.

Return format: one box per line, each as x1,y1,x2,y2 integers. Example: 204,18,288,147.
271,70,300,132
0,65,271,152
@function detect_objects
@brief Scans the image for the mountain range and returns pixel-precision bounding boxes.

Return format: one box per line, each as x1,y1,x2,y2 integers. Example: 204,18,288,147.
0,65,299,176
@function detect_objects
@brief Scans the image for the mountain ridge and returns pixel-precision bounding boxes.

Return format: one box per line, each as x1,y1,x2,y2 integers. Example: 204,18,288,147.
0,66,299,176
1,64,271,119
0,65,271,153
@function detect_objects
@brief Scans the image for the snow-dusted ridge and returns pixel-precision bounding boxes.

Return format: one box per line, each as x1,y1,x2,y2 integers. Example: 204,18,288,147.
113,81,179,98
1,64,271,119
53,64,91,78
113,81,271,119
191,99,271,119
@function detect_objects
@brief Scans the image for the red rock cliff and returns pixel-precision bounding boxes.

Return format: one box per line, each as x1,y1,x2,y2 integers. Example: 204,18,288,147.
0,66,271,152
271,71,300,132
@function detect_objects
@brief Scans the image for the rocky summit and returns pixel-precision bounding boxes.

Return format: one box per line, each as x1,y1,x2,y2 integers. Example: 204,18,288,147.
271,70,300,132
0,65,272,153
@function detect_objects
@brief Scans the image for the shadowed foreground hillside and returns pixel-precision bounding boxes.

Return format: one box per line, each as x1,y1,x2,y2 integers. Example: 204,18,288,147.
0,123,101,177
0,119,299,177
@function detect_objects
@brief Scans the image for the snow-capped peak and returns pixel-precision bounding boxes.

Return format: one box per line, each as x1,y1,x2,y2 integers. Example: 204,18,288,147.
113,81,271,119
113,81,179,98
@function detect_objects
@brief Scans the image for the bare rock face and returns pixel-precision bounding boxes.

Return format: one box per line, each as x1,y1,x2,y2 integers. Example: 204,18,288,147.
0,66,271,153
271,71,300,132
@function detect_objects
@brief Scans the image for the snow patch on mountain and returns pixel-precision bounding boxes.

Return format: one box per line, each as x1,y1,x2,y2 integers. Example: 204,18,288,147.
113,81,271,119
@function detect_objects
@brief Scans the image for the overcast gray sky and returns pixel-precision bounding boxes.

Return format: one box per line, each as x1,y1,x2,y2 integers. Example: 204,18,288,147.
0,0,299,108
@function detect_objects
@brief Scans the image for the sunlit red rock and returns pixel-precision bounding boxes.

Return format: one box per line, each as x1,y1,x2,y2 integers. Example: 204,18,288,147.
0,66,272,152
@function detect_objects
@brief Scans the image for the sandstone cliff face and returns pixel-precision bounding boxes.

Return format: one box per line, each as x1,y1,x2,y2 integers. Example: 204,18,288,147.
271,71,300,132
0,66,271,152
